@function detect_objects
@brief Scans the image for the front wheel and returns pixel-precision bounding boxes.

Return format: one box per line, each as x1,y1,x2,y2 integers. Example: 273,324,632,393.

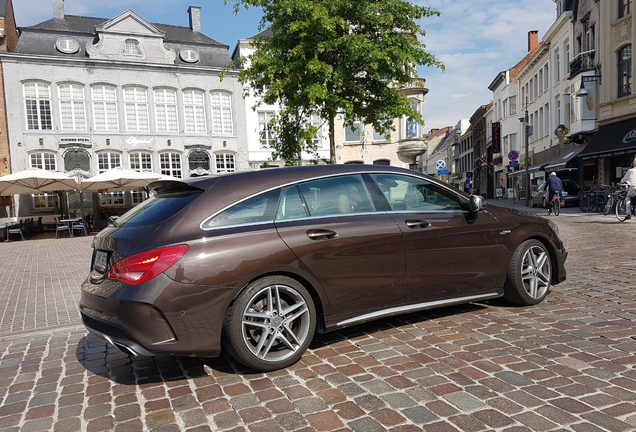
504,240,552,306
554,198,560,216
616,198,628,222
602,196,614,216
223,276,316,371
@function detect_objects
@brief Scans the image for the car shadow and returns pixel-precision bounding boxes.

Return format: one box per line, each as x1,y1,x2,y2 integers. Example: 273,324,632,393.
75,302,498,382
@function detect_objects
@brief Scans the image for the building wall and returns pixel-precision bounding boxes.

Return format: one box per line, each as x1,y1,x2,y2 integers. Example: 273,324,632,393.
598,0,636,124
0,0,18,178
2,60,247,175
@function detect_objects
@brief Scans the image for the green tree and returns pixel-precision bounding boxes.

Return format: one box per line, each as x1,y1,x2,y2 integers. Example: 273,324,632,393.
230,0,444,165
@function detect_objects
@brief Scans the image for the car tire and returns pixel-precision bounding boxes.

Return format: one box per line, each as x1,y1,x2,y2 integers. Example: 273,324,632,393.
504,240,551,306
542,197,548,209
223,276,316,371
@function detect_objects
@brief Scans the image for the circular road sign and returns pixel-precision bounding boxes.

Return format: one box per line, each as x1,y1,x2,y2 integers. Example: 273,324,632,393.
508,150,519,162
436,160,446,170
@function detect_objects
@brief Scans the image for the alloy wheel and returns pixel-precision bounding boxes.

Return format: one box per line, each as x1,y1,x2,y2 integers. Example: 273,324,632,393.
520,245,551,300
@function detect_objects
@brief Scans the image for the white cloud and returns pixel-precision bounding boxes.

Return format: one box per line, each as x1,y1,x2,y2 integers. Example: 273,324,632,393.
415,0,556,130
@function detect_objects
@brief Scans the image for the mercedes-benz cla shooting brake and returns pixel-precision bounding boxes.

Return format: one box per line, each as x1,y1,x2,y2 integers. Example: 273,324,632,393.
80,165,567,371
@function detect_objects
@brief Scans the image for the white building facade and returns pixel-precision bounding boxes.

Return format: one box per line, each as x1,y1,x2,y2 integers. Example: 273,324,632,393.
1,1,248,221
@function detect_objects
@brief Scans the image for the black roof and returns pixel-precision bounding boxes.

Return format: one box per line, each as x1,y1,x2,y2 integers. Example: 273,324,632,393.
23,15,227,47
13,14,234,68
579,118,636,159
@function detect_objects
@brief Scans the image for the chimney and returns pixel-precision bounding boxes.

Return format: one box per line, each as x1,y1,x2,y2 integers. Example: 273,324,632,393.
188,6,201,33
528,30,539,52
53,0,64,20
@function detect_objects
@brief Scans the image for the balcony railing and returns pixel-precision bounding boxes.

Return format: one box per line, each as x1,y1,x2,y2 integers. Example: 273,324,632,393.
569,50,596,76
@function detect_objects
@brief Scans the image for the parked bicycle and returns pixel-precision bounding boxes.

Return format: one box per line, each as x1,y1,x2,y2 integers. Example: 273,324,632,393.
602,185,623,216
616,184,635,222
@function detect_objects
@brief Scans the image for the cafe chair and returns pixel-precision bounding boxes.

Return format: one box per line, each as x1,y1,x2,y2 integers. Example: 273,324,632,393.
33,216,43,235
8,220,26,241
73,219,88,236
55,217,71,239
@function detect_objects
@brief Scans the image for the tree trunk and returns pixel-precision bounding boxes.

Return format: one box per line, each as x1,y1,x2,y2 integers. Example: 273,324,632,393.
329,114,336,164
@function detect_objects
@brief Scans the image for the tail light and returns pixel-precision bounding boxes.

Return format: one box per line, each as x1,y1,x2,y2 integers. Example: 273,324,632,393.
107,245,189,285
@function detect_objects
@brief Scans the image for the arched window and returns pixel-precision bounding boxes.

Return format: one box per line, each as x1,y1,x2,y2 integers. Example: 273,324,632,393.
129,152,152,171
618,45,632,98
92,85,119,131
59,84,86,131
124,39,142,56
124,87,149,131
56,37,79,54
155,89,178,133
30,152,56,170
210,91,233,134
183,90,206,133
98,152,121,173
23,82,52,130
215,153,235,173
160,152,182,178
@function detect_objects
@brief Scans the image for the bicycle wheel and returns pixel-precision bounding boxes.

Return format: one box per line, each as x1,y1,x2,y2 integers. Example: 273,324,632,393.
603,196,614,216
616,198,628,222
579,195,590,212
589,194,600,212
554,198,560,216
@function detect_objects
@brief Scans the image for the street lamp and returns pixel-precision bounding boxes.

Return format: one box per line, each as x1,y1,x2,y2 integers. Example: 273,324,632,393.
576,75,602,98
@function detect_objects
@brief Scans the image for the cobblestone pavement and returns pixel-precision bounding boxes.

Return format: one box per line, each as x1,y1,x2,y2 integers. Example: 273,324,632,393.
1,207,636,432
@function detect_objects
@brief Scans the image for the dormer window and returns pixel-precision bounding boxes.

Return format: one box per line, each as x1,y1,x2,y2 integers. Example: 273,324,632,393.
180,48,200,63
56,37,80,54
124,39,142,56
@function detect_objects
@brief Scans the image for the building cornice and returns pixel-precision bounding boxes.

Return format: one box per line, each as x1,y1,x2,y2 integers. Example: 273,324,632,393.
0,52,238,76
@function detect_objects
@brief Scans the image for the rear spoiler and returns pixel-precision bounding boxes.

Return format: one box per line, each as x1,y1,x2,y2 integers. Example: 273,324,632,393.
148,180,206,195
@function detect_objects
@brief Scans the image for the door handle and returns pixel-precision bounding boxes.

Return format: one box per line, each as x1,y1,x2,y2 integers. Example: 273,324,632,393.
405,219,431,229
306,229,338,239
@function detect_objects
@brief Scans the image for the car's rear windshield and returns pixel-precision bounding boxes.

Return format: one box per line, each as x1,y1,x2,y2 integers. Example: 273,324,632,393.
114,190,203,227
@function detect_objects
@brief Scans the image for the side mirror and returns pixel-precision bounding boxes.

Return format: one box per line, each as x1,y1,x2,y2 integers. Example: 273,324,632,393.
469,195,486,213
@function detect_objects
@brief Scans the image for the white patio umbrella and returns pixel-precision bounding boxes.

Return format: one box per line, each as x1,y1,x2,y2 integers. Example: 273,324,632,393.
79,167,179,192
0,169,80,195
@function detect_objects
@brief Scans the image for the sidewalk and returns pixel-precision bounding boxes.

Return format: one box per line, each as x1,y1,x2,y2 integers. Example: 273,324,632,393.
486,197,581,215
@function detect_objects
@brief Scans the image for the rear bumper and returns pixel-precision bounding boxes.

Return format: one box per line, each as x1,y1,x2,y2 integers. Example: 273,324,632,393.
79,273,235,358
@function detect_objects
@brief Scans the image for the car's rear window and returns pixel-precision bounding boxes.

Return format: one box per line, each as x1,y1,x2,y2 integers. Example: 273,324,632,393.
114,190,203,227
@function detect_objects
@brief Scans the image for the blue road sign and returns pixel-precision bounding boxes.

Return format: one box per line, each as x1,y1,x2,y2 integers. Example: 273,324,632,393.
508,150,519,161
509,161,519,168
436,160,445,170
438,169,449,176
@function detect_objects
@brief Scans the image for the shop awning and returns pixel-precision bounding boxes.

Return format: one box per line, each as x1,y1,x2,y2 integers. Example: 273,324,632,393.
543,145,587,171
578,118,636,160
526,162,549,174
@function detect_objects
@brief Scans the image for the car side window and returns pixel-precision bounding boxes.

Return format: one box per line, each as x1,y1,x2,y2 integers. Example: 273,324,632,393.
297,175,375,217
203,188,281,228
276,186,308,220
371,173,464,211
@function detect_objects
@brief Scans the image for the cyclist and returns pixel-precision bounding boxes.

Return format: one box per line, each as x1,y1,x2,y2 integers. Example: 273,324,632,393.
546,172,562,215
619,159,636,219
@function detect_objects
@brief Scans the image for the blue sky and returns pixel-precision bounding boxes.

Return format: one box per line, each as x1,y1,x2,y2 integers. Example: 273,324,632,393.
13,0,557,131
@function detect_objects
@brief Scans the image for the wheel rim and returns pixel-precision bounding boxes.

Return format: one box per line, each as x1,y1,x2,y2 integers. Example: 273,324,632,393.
521,245,550,300
241,284,311,363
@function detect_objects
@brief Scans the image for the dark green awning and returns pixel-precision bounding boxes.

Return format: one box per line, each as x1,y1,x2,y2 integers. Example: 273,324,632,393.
579,118,636,160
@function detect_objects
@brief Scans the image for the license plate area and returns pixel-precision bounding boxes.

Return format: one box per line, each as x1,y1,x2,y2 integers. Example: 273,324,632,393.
561,191,568,196
94,250,109,274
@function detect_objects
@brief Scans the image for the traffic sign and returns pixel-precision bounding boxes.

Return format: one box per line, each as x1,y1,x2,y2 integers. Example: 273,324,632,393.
438,169,449,176
508,150,519,161
509,161,519,168
436,160,445,170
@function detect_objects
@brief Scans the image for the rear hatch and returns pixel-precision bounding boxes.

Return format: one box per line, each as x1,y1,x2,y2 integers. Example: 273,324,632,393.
89,180,207,283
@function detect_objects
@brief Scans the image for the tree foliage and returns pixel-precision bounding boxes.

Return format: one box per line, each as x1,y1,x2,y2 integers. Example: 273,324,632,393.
229,0,444,165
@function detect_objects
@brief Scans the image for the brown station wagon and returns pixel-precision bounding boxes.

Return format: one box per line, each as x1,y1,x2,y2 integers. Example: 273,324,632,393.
79,165,567,371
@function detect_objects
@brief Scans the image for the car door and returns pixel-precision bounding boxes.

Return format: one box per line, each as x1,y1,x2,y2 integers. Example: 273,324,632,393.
274,174,408,315
369,173,503,304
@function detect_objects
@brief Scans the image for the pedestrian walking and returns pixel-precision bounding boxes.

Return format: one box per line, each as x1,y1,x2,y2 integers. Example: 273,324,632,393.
619,159,636,219
546,171,562,215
